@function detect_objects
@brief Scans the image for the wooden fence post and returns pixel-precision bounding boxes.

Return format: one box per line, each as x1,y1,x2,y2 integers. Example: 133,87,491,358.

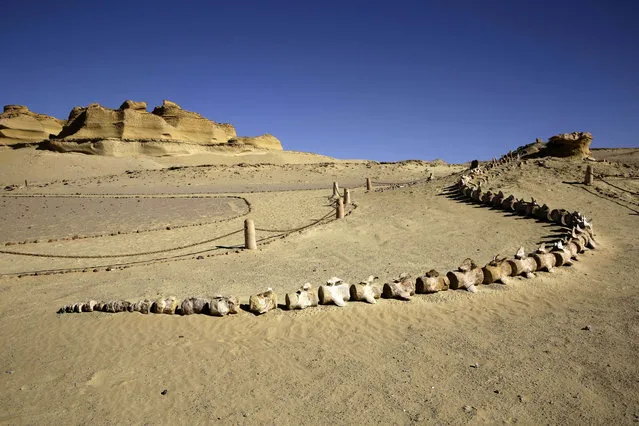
336,197,344,219
333,181,339,197
244,219,256,250
584,165,593,186
366,178,372,191
344,188,351,205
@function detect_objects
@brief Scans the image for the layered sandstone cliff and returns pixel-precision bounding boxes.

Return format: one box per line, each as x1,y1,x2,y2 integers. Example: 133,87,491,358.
0,105,66,146
545,132,592,158
229,134,283,150
55,100,238,144
515,132,593,159
44,99,283,155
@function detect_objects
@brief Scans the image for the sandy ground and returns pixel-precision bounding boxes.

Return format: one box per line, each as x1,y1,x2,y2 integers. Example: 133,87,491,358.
0,147,637,424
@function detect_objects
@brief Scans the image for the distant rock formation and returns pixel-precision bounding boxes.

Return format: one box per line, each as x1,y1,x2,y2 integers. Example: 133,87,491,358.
0,105,65,146
545,132,593,158
515,132,593,159
55,100,238,144
229,134,283,150
39,99,283,155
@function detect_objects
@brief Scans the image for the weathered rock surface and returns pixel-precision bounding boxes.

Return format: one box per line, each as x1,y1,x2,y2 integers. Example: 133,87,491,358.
516,132,593,159
0,105,65,146
229,134,283,150
45,99,282,155
55,100,237,144
545,132,593,158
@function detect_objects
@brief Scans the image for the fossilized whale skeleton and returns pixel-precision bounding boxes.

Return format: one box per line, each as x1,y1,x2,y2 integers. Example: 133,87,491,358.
58,152,598,316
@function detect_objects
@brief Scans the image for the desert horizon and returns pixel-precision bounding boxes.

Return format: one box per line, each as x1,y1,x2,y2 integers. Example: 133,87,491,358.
2,1,638,424
1,128,638,423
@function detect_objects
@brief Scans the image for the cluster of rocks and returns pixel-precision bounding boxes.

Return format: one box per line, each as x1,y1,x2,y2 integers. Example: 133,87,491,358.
0,100,282,152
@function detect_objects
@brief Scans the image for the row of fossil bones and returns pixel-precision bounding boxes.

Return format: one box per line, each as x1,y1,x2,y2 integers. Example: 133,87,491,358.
57,153,597,316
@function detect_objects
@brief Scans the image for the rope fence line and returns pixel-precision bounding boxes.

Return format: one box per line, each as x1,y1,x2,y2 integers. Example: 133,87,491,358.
0,229,245,259
0,193,244,199
595,174,639,196
0,171,426,276
255,208,336,234
0,200,358,278
1,195,251,246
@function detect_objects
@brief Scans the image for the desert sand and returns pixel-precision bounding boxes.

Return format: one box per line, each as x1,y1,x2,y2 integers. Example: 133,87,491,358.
0,145,637,424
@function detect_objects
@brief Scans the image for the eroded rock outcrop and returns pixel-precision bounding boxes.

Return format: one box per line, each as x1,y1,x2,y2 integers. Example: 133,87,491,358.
45,99,283,155
0,105,65,146
545,132,593,158
516,132,593,159
229,134,283,150
55,100,237,144
151,100,237,143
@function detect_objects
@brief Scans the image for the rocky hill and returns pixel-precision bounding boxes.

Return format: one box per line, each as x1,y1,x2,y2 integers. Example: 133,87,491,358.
0,105,65,146
1,100,283,155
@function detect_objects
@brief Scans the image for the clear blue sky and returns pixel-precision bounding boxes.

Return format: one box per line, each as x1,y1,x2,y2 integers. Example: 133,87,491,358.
2,0,637,162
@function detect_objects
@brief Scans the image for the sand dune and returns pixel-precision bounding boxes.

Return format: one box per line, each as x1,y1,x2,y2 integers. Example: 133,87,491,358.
0,148,637,424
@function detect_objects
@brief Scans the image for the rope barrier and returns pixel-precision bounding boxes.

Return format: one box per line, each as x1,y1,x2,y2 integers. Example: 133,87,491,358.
595,175,639,196
1,195,251,246
255,209,335,233
0,202,358,277
0,229,244,259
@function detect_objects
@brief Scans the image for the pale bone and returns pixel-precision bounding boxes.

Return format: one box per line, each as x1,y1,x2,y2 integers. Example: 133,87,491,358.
482,256,513,284
447,259,484,293
104,300,133,313
507,248,537,278
551,242,573,267
133,299,152,314
318,284,350,306
571,228,591,252
249,288,278,315
180,297,210,315
209,295,239,316
382,273,415,300
563,238,580,259
532,245,556,272
415,269,450,293
574,225,597,249
285,283,319,310
349,276,381,304
570,231,587,253
81,300,97,312
151,297,179,314
318,278,351,306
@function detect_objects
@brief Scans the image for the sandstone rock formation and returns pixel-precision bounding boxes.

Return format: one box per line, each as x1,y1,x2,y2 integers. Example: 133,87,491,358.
55,100,237,144
545,132,593,158
41,99,283,155
0,105,65,146
229,134,283,150
516,132,593,159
